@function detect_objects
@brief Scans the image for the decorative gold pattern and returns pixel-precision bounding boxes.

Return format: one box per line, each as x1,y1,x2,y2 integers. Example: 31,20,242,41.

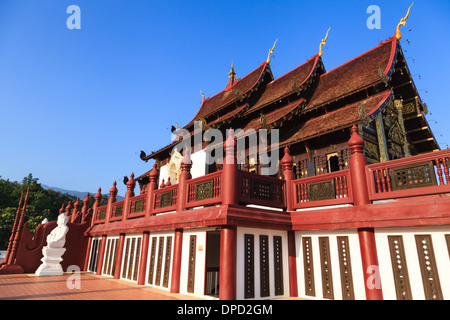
259,235,270,297
273,236,284,296
195,179,214,201
307,179,336,202
244,234,255,299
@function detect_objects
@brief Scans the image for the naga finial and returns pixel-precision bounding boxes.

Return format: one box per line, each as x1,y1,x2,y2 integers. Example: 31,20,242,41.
200,90,205,102
396,3,414,40
318,27,331,57
266,39,278,63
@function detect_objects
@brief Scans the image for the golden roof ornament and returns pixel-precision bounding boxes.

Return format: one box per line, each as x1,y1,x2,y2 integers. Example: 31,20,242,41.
200,90,205,102
318,27,331,57
266,39,278,63
228,63,236,81
396,3,414,40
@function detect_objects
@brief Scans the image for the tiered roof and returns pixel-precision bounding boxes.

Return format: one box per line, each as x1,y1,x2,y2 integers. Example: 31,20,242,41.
143,30,436,163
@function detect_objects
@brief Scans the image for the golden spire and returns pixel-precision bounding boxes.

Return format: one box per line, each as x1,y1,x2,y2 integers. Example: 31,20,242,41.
318,27,331,57
396,3,414,40
266,39,278,63
228,63,236,82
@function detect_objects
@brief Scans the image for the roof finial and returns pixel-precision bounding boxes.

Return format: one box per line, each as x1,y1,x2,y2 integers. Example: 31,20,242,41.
318,27,331,57
266,39,278,63
200,90,205,102
228,62,236,82
396,3,413,40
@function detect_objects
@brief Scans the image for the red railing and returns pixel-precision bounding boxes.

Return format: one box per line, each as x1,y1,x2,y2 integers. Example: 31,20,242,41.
110,200,125,222
152,184,178,214
128,194,146,219
238,170,285,210
291,169,353,209
185,171,222,209
366,149,450,201
91,130,450,226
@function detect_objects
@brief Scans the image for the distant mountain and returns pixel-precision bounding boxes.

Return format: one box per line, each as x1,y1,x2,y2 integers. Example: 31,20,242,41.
41,184,125,201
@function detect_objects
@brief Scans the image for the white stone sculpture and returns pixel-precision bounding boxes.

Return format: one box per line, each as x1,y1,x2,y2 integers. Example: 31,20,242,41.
35,213,69,276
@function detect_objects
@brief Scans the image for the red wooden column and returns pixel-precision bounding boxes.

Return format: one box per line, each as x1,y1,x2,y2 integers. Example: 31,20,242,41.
113,234,126,279
287,230,298,297
106,182,118,224
222,129,238,206
170,229,183,293
176,151,192,212
137,232,150,285
83,237,93,271
281,146,294,211
123,173,136,220
96,235,107,275
91,188,102,227
145,163,159,217
219,225,236,300
348,125,383,300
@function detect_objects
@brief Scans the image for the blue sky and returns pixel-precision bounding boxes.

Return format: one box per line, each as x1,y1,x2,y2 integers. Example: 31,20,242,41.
0,0,449,196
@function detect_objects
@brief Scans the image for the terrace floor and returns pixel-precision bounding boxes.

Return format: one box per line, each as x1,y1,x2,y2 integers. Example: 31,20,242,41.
0,272,204,300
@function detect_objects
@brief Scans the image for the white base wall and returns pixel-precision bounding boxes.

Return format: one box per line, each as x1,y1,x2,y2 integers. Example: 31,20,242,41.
375,226,450,300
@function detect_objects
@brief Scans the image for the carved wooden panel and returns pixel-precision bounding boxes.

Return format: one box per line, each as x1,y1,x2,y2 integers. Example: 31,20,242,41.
307,179,336,202
302,237,315,297
159,190,173,208
98,209,106,220
113,204,123,217
273,236,284,296
415,235,443,300
446,235,450,259
388,236,412,300
127,238,136,280
244,234,255,299
103,239,112,275
163,237,172,288
319,237,334,300
187,235,197,293
155,237,164,286
259,235,270,297
195,179,214,201
251,180,273,201
133,199,144,213
122,238,130,279
89,238,101,272
132,237,142,281
147,237,157,284
111,239,119,276
391,161,437,191
337,236,355,300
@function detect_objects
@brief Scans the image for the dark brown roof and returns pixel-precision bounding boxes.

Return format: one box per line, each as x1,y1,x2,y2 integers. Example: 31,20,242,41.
243,99,305,131
281,90,392,147
305,37,397,111
185,62,269,128
245,55,320,115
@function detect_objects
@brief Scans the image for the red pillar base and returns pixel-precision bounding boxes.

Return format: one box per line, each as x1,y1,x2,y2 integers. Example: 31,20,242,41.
219,226,236,300
0,264,25,275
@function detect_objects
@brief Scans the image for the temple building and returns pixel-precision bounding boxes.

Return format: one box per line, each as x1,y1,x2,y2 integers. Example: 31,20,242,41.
3,5,450,300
